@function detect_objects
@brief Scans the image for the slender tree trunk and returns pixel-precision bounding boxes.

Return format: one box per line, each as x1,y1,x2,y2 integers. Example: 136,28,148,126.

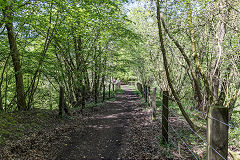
213,0,228,102
81,85,85,111
4,72,8,111
94,61,98,104
68,74,75,106
94,75,98,104
0,56,10,111
26,9,56,109
74,35,82,102
152,87,157,119
101,76,105,95
59,86,64,117
94,70,100,104
84,69,91,98
0,88,3,111
186,1,213,103
3,3,27,111
156,0,195,130
226,83,240,109
161,16,203,108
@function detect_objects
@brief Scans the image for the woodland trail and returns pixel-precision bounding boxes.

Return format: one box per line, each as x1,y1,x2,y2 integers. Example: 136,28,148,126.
56,85,159,160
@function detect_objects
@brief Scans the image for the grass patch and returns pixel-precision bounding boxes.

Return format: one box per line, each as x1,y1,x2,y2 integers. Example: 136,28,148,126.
114,88,124,95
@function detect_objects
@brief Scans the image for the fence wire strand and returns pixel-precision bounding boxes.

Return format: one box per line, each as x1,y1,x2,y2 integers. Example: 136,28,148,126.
162,114,199,160
161,102,227,160
161,122,178,149
162,93,232,129
169,109,227,160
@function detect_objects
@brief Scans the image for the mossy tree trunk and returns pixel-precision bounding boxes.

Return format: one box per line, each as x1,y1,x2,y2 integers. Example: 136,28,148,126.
156,0,195,130
3,2,27,111
161,16,203,109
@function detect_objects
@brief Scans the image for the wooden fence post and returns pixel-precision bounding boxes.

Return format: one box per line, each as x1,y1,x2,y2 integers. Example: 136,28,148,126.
102,84,105,103
162,91,169,144
109,83,111,98
207,106,228,160
59,86,64,117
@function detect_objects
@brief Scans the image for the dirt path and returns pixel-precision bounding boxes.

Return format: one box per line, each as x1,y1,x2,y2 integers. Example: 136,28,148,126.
0,85,160,160
56,86,145,159
0,85,201,160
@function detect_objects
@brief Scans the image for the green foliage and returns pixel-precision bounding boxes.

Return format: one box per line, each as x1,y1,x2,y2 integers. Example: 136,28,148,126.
229,109,240,149
0,0,135,112
0,0,240,156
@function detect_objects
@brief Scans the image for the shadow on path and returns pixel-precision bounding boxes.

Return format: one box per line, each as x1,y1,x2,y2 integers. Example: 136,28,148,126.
56,86,140,160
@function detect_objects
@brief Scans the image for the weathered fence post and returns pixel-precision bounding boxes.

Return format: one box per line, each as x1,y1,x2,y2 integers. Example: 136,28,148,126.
109,83,111,98
102,84,105,103
59,86,64,117
162,91,169,144
152,88,157,119
207,106,228,160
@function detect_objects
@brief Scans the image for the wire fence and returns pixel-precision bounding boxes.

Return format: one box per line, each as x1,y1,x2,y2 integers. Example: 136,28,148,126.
163,103,228,160
162,113,199,159
159,91,232,160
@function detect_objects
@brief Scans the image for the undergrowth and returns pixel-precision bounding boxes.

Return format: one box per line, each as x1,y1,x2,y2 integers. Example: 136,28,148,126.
127,84,240,159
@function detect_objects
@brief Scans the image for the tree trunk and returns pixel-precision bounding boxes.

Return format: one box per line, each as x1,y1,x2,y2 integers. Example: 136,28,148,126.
94,65,99,104
59,86,64,117
213,0,228,102
0,56,10,111
3,3,27,111
156,0,195,130
148,86,151,106
161,16,203,108
186,1,213,103
84,67,91,98
74,35,83,103
0,89,3,111
81,85,85,111
94,76,98,104
152,87,157,119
